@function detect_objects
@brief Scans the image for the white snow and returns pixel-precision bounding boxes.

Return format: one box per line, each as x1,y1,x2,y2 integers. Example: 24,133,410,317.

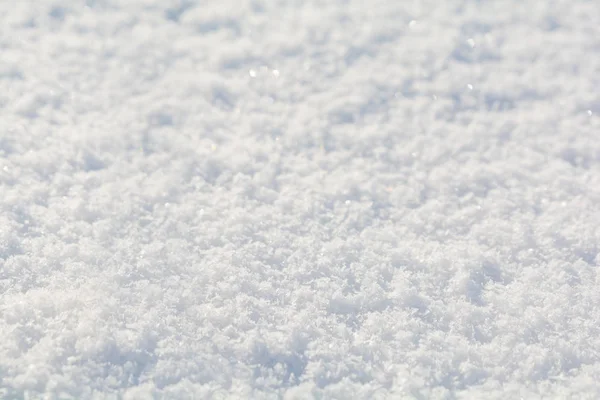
1,0,600,398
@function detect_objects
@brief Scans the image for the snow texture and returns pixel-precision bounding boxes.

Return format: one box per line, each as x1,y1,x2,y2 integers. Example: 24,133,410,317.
1,0,600,398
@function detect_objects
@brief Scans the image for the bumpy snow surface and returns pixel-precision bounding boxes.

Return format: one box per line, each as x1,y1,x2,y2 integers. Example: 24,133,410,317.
1,0,600,398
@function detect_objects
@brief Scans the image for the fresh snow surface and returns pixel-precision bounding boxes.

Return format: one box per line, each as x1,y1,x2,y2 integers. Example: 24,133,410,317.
1,0,600,399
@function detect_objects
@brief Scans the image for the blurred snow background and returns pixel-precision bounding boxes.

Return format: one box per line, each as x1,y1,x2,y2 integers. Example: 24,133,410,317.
1,0,600,398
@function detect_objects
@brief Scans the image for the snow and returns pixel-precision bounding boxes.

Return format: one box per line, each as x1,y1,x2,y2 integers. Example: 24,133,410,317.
1,0,600,398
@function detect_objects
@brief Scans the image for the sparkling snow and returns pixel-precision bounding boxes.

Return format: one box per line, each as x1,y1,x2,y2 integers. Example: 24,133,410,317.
1,0,600,398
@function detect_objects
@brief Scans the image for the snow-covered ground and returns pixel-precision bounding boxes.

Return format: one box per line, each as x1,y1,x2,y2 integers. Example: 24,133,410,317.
1,0,600,398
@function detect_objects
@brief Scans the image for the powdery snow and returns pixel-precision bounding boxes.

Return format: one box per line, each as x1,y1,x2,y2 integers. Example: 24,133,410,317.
1,0,600,398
